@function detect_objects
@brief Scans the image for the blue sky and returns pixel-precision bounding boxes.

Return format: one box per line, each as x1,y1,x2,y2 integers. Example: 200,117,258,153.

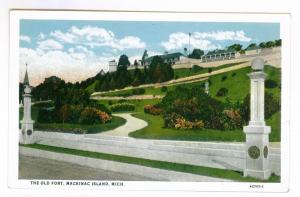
19,20,280,86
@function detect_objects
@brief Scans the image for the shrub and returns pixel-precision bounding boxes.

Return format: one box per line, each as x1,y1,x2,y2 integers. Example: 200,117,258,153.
132,88,145,95
221,109,243,130
221,75,227,81
88,101,111,115
216,87,229,97
33,101,54,108
110,103,135,112
265,79,278,89
208,68,212,73
144,104,164,115
232,72,237,77
108,100,113,105
68,105,84,123
161,86,168,92
163,112,204,130
191,65,203,73
37,108,54,123
79,107,111,124
240,93,280,123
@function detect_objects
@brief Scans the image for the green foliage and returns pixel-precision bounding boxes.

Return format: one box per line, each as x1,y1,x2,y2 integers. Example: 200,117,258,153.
148,56,174,83
221,75,227,81
188,49,204,59
161,86,168,92
37,108,55,123
110,103,135,112
79,107,111,124
232,72,237,77
240,93,280,123
33,101,54,108
118,54,130,67
216,87,229,97
227,44,242,51
265,79,278,89
144,104,164,115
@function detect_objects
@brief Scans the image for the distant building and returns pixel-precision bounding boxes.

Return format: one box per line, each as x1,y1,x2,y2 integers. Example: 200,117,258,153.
108,60,117,73
144,52,186,66
201,49,237,63
245,46,262,56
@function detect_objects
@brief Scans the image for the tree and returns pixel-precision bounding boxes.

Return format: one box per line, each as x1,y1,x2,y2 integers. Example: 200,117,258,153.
59,104,70,125
246,43,257,49
134,59,139,66
275,39,281,46
118,54,130,67
188,49,204,59
227,44,242,51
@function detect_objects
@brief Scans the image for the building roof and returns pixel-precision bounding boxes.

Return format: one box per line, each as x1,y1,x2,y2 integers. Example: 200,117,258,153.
23,65,29,85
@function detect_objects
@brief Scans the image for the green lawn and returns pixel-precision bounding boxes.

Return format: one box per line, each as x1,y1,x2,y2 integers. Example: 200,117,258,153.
34,116,126,134
129,112,280,142
173,62,247,79
208,65,281,103
21,143,280,182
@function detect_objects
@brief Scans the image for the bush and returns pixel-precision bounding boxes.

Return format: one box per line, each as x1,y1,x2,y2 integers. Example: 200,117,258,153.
37,108,54,123
216,87,229,97
221,75,227,81
110,103,135,112
163,112,204,130
79,107,111,124
191,65,203,73
33,101,54,108
88,101,111,115
232,72,237,77
161,86,168,92
208,68,212,73
240,93,280,123
221,109,243,130
265,79,278,89
144,104,164,115
108,100,113,105
132,88,145,95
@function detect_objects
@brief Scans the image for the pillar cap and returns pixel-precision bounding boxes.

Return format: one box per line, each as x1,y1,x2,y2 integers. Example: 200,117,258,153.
251,57,265,70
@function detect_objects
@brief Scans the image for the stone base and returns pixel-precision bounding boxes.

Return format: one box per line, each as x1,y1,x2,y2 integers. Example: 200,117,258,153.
20,120,35,144
244,169,271,180
243,125,271,134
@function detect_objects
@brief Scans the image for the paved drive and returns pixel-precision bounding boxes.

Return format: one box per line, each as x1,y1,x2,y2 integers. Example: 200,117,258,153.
100,113,147,136
19,155,156,180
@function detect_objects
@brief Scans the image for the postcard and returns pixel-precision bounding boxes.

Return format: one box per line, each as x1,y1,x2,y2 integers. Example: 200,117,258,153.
8,10,290,192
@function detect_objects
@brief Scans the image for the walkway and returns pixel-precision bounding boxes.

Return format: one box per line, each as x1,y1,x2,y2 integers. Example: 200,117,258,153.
100,113,148,136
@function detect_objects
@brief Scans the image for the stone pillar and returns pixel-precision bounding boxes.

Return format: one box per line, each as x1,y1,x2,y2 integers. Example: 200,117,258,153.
20,85,35,144
243,57,271,180
205,81,209,95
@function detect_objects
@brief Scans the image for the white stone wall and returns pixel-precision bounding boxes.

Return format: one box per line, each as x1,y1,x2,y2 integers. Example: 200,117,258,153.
33,131,281,175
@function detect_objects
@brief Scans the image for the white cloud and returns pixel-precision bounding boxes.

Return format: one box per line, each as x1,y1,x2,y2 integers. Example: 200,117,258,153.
193,30,251,42
119,36,146,49
19,47,114,86
20,35,31,43
161,31,251,51
161,32,221,51
50,30,76,43
37,39,64,50
50,25,146,51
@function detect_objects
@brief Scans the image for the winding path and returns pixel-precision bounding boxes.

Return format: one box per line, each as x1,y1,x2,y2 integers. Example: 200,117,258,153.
100,113,148,136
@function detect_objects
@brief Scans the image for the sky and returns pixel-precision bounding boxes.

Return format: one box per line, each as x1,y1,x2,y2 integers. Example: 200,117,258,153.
19,20,280,86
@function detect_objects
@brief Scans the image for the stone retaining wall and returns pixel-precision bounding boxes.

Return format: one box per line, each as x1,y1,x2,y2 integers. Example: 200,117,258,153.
32,131,281,175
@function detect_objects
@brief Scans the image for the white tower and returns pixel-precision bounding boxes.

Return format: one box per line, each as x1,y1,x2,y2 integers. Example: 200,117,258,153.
243,58,271,180
20,65,35,144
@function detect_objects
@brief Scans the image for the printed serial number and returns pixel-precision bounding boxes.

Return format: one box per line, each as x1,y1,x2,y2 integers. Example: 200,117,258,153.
250,184,264,189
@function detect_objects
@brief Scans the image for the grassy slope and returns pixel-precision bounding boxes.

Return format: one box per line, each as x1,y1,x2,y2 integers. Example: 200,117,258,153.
97,66,281,142
21,143,280,182
173,62,247,79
